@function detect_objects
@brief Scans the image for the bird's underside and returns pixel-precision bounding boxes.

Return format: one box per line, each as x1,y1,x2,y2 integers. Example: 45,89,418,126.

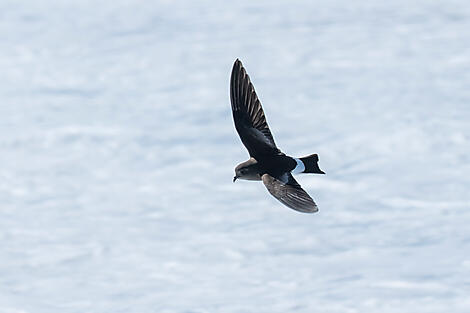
230,59,319,213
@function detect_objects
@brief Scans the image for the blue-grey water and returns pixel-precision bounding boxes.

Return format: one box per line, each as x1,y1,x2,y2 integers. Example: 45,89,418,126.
1,1,469,312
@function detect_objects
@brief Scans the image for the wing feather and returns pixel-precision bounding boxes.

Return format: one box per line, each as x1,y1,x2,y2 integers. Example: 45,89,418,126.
230,59,282,158
262,173,318,213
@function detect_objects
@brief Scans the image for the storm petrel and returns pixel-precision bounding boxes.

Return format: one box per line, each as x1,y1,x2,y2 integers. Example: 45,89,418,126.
230,59,324,213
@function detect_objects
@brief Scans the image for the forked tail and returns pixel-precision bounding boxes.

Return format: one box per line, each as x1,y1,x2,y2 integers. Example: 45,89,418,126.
300,154,325,174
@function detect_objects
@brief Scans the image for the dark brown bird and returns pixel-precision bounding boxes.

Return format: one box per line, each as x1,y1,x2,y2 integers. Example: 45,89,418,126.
231,59,324,213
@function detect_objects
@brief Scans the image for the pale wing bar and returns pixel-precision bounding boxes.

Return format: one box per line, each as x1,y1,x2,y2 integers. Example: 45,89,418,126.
262,173,318,213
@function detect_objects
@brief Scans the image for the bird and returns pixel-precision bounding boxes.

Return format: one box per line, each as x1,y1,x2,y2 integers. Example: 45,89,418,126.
230,59,324,213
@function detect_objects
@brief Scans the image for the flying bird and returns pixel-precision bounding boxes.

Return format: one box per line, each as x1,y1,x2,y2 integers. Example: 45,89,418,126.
230,59,324,213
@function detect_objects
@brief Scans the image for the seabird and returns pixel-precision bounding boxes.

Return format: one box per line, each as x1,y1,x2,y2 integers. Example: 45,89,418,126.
230,59,325,213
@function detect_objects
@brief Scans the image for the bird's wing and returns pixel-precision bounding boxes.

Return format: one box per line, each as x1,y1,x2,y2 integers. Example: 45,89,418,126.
230,59,283,158
262,173,318,213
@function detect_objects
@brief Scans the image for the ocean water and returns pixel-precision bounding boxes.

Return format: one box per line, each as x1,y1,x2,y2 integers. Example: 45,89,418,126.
1,1,469,312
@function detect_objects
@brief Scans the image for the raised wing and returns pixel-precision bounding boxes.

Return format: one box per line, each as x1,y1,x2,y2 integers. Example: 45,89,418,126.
262,173,318,213
230,59,282,158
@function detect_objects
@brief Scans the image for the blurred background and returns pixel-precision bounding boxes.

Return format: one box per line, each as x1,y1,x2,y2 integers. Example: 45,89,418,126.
1,1,469,312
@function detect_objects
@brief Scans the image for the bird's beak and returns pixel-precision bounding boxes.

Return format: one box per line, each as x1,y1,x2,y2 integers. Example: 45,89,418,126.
233,176,238,182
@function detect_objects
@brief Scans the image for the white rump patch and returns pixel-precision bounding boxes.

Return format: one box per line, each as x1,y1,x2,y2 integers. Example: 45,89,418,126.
292,158,305,174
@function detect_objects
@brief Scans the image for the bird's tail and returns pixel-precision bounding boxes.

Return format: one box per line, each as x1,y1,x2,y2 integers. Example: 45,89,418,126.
300,154,325,174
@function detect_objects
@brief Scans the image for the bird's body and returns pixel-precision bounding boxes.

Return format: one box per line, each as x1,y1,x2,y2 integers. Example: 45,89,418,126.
234,155,297,181
230,59,324,213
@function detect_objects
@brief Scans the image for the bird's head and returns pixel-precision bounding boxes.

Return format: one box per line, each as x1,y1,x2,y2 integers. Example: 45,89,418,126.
233,158,260,182
233,166,247,182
